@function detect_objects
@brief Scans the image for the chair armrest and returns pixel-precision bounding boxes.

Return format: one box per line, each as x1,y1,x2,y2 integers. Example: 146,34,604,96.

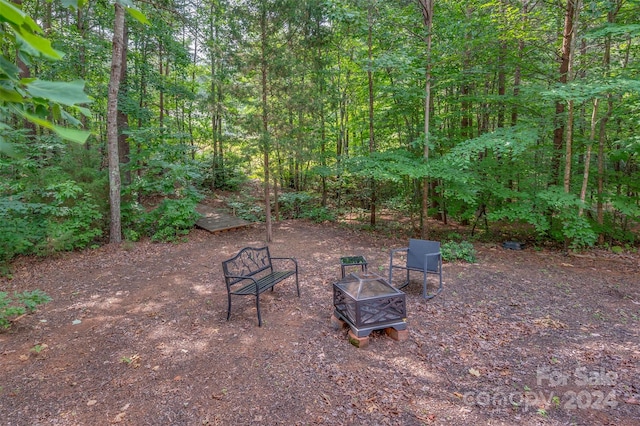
423,252,442,262
390,247,409,255
389,247,408,264
422,252,442,271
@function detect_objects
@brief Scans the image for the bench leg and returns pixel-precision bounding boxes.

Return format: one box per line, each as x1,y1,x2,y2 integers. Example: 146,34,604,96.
255,294,262,327
226,293,232,321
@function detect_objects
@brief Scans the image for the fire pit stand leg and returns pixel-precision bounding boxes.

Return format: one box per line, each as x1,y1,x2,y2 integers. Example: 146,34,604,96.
331,314,346,331
333,310,407,348
385,327,409,342
348,330,369,348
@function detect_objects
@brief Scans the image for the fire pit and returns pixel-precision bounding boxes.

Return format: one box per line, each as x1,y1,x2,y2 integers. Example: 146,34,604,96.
333,272,407,338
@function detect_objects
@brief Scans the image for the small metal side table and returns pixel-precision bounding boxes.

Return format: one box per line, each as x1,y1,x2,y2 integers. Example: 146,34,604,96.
340,255,368,278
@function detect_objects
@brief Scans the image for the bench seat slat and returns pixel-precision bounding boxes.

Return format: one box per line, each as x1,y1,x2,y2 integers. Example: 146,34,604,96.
231,270,295,295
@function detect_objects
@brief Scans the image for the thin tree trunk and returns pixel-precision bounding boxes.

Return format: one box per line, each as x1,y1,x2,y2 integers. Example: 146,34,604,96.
418,0,433,239
579,98,598,216
118,23,130,185
367,5,376,227
260,6,272,243
564,1,580,194
552,0,576,186
596,2,622,244
273,174,279,222
108,3,125,244
564,99,574,193
460,6,473,139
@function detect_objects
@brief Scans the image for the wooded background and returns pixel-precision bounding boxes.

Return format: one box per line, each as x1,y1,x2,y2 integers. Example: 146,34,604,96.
1,0,639,265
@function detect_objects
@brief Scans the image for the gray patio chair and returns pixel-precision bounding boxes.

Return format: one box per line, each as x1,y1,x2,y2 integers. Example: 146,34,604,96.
388,239,443,299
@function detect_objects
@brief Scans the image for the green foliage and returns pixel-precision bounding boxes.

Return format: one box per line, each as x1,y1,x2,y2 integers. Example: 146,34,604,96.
39,182,104,254
278,192,314,219
227,197,264,222
0,0,91,150
278,192,336,223
122,193,202,243
0,290,51,330
121,143,204,242
0,178,103,265
300,206,336,223
441,241,477,263
198,154,248,191
147,197,201,242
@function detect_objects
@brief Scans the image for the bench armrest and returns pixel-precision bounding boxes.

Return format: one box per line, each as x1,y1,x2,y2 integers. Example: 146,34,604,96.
223,274,259,288
224,274,259,281
270,256,298,272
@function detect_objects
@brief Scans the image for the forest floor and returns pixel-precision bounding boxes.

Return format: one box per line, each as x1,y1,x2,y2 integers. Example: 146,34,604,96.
1,218,640,425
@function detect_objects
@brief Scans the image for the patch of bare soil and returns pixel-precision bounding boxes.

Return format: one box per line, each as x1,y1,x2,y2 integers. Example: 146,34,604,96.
1,220,639,425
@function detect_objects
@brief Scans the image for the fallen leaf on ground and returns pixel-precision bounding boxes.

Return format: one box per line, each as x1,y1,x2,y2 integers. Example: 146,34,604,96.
533,316,567,329
468,368,481,377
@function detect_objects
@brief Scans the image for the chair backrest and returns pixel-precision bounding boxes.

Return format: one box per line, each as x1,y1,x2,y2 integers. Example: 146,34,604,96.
406,239,440,272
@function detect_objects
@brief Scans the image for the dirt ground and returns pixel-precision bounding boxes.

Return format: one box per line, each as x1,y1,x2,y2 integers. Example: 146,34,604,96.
1,220,639,425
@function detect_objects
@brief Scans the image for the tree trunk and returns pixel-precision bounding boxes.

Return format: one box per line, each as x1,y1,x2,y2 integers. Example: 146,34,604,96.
260,6,272,243
460,6,473,139
107,3,125,244
551,0,576,187
563,99,574,193
563,1,580,195
418,0,433,239
367,5,376,227
596,2,621,244
117,22,130,185
579,98,598,216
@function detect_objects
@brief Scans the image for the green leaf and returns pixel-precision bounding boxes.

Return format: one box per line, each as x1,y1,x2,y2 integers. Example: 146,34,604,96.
25,79,92,106
0,0,28,27
51,125,90,144
60,0,87,9
0,137,20,157
0,86,23,103
126,7,149,25
76,106,92,118
0,56,20,81
16,110,90,144
14,27,62,59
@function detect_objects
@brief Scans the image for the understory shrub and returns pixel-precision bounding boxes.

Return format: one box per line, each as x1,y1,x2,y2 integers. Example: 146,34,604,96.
279,192,335,222
123,194,202,242
121,149,205,242
441,241,477,263
300,206,335,223
0,181,103,267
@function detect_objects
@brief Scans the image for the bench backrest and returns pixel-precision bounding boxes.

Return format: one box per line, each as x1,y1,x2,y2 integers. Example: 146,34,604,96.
222,246,273,285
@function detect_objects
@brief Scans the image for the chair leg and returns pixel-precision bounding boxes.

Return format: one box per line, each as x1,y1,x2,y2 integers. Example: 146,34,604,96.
226,294,232,321
422,272,429,299
422,271,443,299
398,269,410,289
389,267,410,289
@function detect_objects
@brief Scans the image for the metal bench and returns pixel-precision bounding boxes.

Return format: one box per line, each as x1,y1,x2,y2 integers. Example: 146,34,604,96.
222,246,299,326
